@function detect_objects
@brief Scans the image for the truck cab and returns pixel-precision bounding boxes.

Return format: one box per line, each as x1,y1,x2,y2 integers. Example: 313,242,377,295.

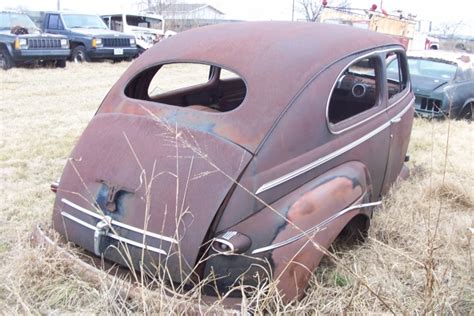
41,12,138,62
0,11,70,70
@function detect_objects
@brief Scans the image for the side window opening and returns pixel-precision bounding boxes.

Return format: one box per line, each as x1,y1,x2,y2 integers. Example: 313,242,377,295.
328,56,381,124
125,63,247,112
386,52,408,99
48,15,62,29
110,15,123,32
102,17,110,28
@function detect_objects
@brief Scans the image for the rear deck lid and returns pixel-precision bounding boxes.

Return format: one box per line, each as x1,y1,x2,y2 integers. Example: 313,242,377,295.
52,113,252,282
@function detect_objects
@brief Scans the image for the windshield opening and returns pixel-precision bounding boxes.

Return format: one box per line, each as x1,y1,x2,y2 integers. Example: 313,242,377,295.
408,58,457,81
62,14,107,29
0,12,38,33
126,15,163,30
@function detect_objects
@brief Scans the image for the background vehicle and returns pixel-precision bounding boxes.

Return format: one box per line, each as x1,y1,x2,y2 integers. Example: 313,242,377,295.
101,12,173,54
319,6,416,49
46,22,414,302
0,11,69,70
388,50,473,119
35,11,138,62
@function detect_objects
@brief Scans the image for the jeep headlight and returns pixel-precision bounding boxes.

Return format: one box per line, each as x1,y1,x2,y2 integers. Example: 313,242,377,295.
130,38,136,46
60,39,69,49
14,38,28,49
92,38,103,48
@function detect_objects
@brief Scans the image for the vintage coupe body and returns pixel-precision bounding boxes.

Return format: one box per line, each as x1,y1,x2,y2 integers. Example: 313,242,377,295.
388,50,473,119
50,22,414,301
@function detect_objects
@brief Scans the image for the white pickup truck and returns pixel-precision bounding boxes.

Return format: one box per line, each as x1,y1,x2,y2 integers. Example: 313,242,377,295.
101,12,176,53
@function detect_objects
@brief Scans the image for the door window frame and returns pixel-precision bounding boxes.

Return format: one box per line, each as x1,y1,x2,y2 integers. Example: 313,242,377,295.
326,47,408,135
384,49,411,105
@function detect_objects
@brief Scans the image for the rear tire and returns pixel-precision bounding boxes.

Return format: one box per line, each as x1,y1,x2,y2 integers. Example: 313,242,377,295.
0,48,14,70
71,46,90,63
458,103,472,121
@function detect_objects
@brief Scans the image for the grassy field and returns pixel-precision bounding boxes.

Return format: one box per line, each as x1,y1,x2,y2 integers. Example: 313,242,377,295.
0,63,472,314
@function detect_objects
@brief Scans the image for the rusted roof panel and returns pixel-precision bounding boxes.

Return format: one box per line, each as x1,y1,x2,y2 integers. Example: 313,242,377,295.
107,22,401,152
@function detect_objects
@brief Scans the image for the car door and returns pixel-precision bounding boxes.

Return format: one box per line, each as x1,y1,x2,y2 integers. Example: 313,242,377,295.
325,51,392,198
382,50,415,194
45,14,66,35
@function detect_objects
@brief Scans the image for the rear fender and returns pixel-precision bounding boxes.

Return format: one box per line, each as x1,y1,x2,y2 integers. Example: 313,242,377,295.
204,161,374,301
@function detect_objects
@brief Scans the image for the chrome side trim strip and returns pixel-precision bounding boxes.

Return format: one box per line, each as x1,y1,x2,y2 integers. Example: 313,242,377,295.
62,211,97,230
255,122,389,194
61,198,178,244
392,97,414,120
256,100,414,195
61,211,167,255
251,201,381,254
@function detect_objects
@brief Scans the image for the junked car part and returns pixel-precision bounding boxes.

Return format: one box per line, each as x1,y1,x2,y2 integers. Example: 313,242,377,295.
47,22,414,302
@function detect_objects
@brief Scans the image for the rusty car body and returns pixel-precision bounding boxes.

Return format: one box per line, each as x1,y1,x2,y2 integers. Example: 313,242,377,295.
387,50,473,120
48,22,414,301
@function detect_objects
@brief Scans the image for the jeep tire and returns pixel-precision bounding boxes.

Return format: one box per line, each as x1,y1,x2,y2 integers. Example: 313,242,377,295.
71,46,90,63
0,48,14,70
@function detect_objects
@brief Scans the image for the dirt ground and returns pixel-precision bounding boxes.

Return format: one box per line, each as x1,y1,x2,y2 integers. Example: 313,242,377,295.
0,63,472,314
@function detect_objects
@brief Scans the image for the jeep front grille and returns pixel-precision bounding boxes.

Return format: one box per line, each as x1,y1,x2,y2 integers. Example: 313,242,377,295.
103,38,130,47
28,38,62,49
418,97,442,112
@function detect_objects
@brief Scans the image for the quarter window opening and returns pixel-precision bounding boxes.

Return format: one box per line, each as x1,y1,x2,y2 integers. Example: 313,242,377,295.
328,56,380,124
386,52,408,99
125,63,246,112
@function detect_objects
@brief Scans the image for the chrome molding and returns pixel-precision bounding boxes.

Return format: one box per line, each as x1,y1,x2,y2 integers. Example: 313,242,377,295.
61,198,178,244
351,83,366,98
251,201,382,254
211,231,237,255
256,99,414,195
61,211,167,255
94,217,111,256
211,238,235,255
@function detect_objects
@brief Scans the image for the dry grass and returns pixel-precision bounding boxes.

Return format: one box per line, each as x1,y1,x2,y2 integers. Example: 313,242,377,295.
0,63,473,314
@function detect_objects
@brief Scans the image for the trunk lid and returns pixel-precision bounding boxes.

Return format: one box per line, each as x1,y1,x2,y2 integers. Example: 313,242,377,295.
52,113,252,282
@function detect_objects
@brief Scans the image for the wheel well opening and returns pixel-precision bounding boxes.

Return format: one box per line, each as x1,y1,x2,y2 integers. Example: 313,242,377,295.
335,214,371,247
70,42,83,50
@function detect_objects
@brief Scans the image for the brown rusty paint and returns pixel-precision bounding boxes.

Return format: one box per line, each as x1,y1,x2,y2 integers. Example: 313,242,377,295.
203,162,372,299
53,114,252,282
271,177,363,300
99,22,400,153
48,22,414,303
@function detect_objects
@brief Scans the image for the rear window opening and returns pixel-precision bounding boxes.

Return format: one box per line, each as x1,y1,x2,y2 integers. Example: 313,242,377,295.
125,63,247,112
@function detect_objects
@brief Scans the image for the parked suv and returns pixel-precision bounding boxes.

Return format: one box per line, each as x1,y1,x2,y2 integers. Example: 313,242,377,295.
0,11,70,70
40,12,138,62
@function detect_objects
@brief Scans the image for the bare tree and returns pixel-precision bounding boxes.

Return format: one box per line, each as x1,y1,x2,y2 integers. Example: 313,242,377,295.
298,0,350,22
433,20,467,39
135,0,176,14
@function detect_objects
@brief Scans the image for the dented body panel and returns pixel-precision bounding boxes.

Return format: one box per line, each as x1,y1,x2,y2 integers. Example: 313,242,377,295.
50,22,414,302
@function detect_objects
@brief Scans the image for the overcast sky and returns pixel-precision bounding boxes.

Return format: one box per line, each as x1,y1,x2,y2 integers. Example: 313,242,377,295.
2,0,473,35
